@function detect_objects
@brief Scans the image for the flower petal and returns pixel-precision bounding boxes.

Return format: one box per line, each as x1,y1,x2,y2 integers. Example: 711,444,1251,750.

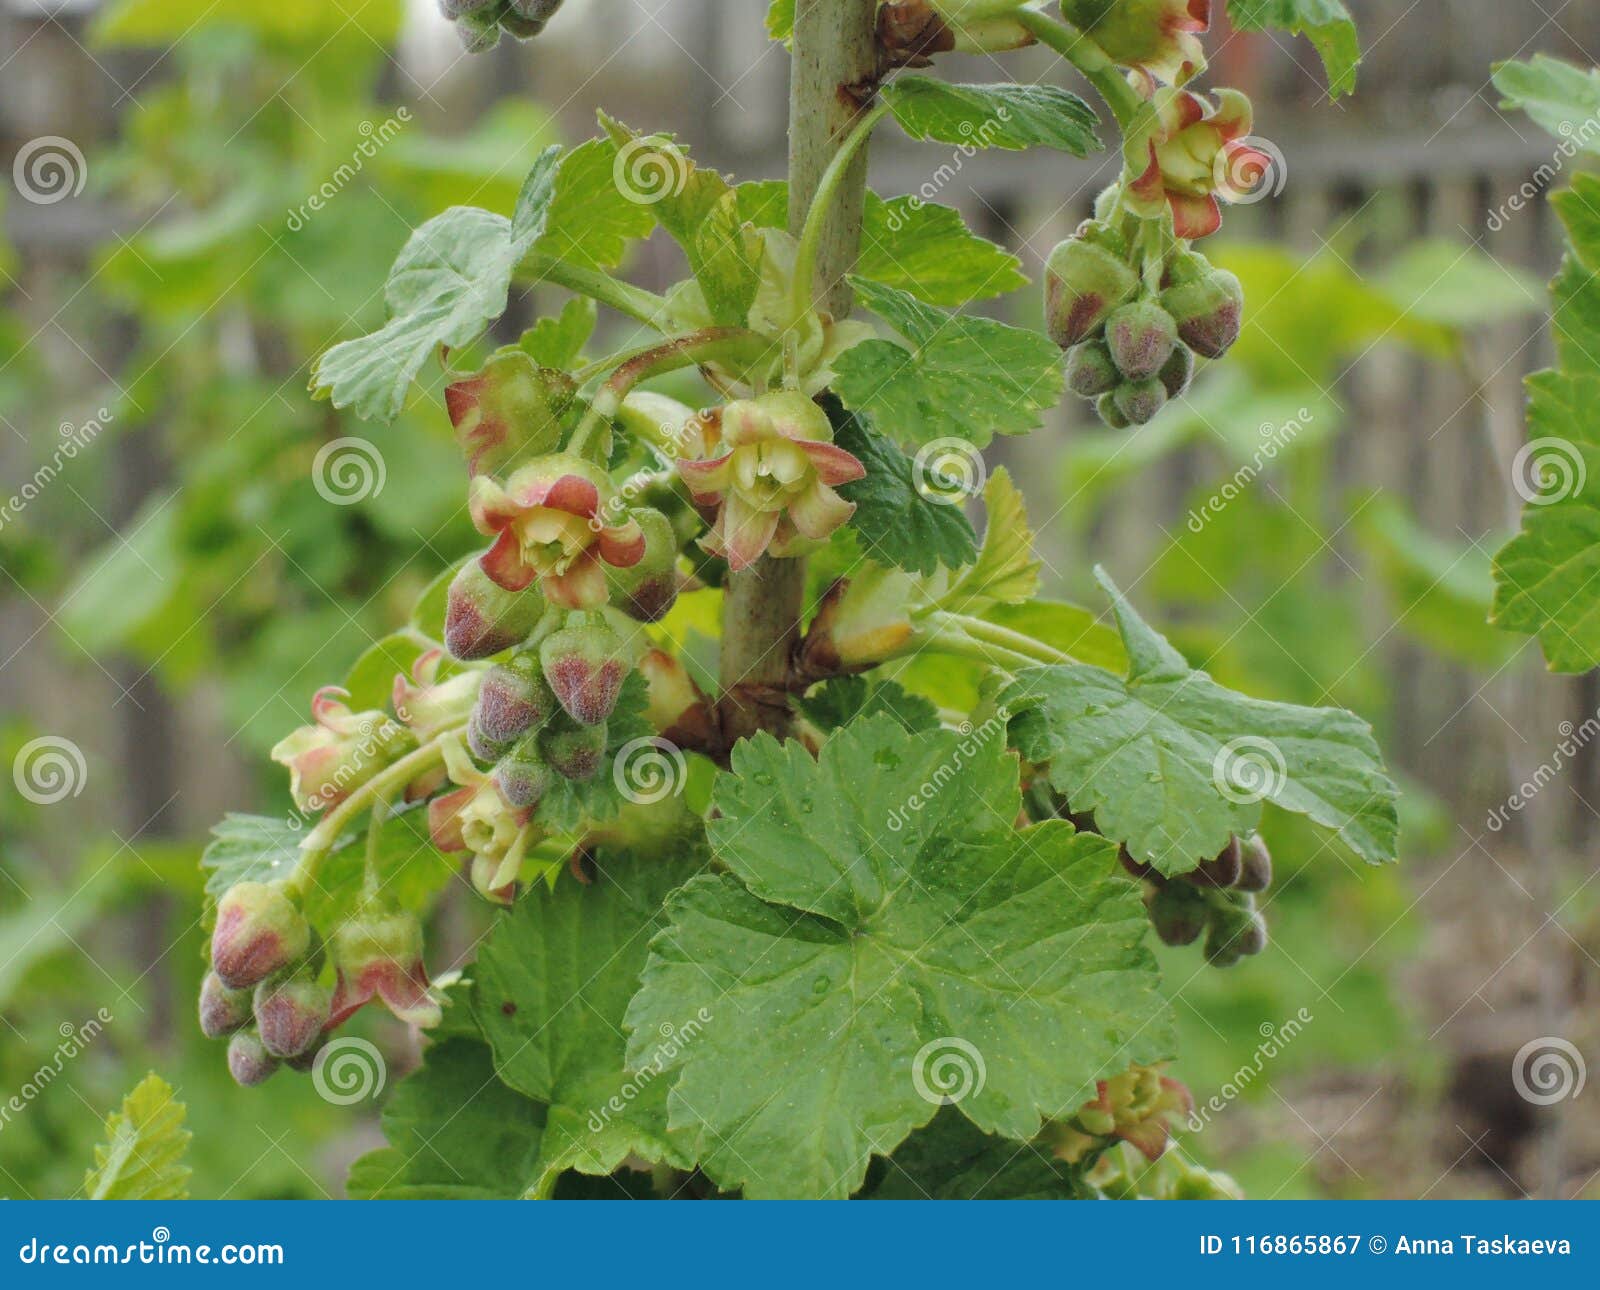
788,481,855,541
719,494,782,572
544,550,610,609
797,440,867,487
479,529,539,592
597,516,646,568
676,452,734,501
1168,189,1222,238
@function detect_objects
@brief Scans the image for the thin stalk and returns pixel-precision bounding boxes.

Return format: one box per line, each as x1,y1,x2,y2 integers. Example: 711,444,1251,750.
927,611,1071,666
521,251,673,330
790,100,891,328
1013,8,1142,129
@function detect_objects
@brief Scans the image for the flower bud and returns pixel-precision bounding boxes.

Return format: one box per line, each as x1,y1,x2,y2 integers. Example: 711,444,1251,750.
454,4,502,51
1145,883,1208,947
1204,898,1267,967
1236,833,1272,892
1161,264,1244,359
467,712,513,763
329,910,441,1029
1064,341,1119,398
444,557,547,661
1105,301,1179,381
606,508,681,623
543,718,607,781
1158,343,1194,400
638,649,717,750
1112,378,1168,426
253,976,332,1059
439,0,497,14
474,650,553,746
210,882,310,991
227,1031,280,1086
540,611,628,727
1044,234,1139,348
496,732,553,810
1184,834,1242,888
198,971,252,1040
1096,393,1130,431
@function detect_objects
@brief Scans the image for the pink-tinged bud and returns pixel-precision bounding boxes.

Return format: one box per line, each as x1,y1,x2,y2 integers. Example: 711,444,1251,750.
1236,834,1272,892
1158,343,1194,399
1044,232,1139,348
606,508,682,623
495,732,552,810
270,687,411,814
1162,264,1243,358
444,557,547,661
543,718,607,781
799,570,916,676
539,611,628,727
1184,834,1242,888
638,649,717,750
227,1031,280,1086
328,910,441,1029
210,882,310,991
285,1038,325,1074
1065,341,1119,398
199,971,252,1039
467,712,512,763
444,351,576,477
253,976,332,1059
474,651,553,746
1095,392,1130,431
1111,378,1168,426
393,649,482,742
1105,301,1179,381
1144,882,1208,947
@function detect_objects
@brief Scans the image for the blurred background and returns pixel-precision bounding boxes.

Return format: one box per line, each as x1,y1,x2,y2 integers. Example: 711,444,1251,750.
3,0,1600,1199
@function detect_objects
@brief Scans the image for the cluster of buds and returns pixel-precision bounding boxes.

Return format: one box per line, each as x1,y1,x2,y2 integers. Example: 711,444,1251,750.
1046,224,1242,428
1044,1064,1195,1166
1122,833,1272,968
438,0,564,52
675,391,865,572
202,881,437,1086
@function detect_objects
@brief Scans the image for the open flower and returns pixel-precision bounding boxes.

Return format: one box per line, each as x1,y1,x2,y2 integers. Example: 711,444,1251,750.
327,909,440,1029
469,453,645,609
1062,0,1210,86
675,391,865,571
1126,87,1265,238
427,734,536,900
1045,1065,1194,1164
270,687,410,814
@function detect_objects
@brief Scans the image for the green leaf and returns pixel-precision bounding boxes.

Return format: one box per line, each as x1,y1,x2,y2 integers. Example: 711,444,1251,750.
832,408,978,574
939,468,1040,613
348,1036,546,1199
519,296,597,368
766,0,794,41
1227,0,1360,97
626,716,1172,1199
866,1107,1084,1199
85,1074,191,1200
342,629,432,712
1004,570,1399,874
532,136,657,271
796,675,941,735
833,279,1063,448
472,848,703,1197
1492,56,1600,150
882,77,1102,155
